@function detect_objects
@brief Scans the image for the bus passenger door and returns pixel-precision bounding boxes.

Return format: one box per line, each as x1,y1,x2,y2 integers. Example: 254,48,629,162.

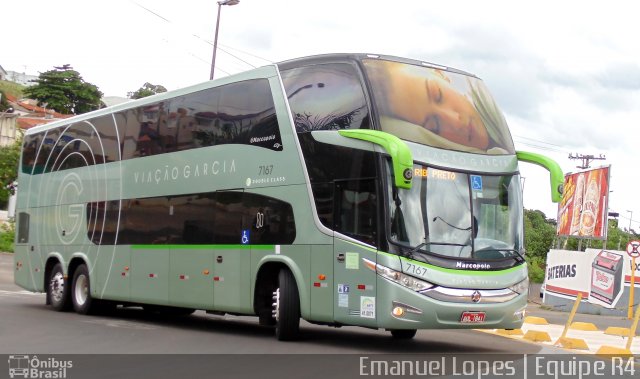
212,190,251,313
333,179,379,327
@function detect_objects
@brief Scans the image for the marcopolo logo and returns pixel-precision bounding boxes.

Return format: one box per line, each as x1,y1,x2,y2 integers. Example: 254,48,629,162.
8,355,73,378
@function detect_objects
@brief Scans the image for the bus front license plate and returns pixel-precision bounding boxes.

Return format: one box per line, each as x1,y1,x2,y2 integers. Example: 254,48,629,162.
460,311,485,323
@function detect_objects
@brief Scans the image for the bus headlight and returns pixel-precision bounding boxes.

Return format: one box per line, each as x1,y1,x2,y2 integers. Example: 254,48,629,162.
508,278,529,295
363,258,434,292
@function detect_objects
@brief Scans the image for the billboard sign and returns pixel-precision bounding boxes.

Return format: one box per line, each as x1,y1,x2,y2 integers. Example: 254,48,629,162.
544,249,638,309
556,166,610,239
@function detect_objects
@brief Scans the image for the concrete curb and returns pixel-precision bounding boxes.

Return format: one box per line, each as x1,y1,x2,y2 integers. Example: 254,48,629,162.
486,320,640,355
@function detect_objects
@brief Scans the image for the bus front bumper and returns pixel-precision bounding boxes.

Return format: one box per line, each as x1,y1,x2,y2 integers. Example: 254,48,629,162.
375,276,527,330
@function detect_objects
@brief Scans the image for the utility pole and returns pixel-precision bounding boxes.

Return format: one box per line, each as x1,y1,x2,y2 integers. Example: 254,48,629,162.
568,153,606,169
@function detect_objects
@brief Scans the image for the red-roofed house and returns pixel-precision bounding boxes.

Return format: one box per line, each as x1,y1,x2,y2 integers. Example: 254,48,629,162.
0,94,72,146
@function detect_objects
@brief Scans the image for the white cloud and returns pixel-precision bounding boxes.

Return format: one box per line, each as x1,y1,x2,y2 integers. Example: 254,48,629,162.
4,0,640,228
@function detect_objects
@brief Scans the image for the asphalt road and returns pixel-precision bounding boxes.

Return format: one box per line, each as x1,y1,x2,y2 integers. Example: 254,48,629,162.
0,252,564,356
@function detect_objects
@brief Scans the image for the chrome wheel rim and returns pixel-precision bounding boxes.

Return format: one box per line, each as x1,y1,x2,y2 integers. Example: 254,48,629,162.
49,272,65,303
74,274,88,306
272,288,280,322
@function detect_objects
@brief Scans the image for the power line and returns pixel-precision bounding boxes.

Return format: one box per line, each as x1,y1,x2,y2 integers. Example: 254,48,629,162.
513,134,567,149
129,1,268,72
218,43,274,64
131,1,171,22
568,152,606,169
513,139,568,154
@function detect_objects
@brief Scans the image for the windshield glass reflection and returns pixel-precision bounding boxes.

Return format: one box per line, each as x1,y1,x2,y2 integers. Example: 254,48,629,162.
388,163,523,261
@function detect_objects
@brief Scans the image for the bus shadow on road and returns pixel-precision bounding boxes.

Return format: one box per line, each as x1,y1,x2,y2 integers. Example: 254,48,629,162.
17,301,545,354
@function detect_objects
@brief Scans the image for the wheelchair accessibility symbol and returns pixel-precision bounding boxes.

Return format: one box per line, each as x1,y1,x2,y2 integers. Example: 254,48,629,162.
470,175,483,191
241,230,250,245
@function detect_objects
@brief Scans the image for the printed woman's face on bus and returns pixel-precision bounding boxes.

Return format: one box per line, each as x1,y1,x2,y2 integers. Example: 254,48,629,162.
383,63,489,150
423,77,489,150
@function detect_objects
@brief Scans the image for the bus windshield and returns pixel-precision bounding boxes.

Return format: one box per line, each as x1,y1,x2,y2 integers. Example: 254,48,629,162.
388,163,524,261
363,59,516,155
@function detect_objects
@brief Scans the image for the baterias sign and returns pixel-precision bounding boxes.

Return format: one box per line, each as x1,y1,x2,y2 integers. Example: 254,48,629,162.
544,249,638,309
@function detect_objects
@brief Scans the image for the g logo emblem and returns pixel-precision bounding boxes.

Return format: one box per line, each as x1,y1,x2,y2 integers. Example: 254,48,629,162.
402,168,413,181
56,173,84,245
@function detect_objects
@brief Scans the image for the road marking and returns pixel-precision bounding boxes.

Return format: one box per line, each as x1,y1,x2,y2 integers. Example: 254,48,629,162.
0,289,45,297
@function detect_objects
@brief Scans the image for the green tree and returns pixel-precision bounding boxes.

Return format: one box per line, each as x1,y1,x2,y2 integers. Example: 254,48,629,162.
523,209,556,258
24,64,103,115
522,209,558,283
0,138,21,209
561,219,634,251
128,82,167,99
0,90,11,111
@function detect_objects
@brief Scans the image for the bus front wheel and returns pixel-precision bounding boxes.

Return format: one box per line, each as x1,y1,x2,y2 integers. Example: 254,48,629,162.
48,262,71,311
273,269,300,341
390,329,417,339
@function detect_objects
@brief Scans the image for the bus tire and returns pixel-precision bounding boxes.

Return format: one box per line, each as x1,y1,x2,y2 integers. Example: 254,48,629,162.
71,264,94,315
273,269,300,341
390,329,417,339
47,262,71,312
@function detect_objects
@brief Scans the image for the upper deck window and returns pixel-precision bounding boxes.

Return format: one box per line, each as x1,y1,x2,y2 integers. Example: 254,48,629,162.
21,79,282,175
281,63,370,132
363,59,515,155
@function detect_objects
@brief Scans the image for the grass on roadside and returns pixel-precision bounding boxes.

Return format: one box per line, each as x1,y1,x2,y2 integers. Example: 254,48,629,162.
0,222,15,253
0,80,25,99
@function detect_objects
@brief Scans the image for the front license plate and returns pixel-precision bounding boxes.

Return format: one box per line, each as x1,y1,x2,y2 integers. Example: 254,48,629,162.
460,311,486,323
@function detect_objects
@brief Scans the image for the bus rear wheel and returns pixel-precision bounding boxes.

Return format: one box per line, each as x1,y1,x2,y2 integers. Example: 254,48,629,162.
48,262,71,311
390,329,417,339
71,264,95,315
273,269,300,341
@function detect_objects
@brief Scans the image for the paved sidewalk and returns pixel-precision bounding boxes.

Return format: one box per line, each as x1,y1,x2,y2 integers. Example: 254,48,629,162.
483,318,640,356
480,286,640,358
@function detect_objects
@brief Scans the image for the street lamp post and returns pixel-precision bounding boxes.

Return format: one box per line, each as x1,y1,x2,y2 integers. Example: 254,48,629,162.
210,0,240,80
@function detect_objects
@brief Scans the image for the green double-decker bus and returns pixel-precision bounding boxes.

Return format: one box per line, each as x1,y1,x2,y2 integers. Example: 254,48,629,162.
14,54,563,340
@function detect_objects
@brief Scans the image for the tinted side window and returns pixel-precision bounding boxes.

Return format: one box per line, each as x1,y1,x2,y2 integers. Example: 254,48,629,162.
297,133,377,183
23,115,123,174
334,179,378,246
21,133,44,174
41,128,61,173
119,197,171,244
130,102,171,157
92,115,123,162
88,191,295,245
17,212,29,243
281,63,370,132
122,79,281,156
244,193,296,245
168,89,219,151
119,109,143,160
217,80,282,151
297,133,378,234
87,201,121,245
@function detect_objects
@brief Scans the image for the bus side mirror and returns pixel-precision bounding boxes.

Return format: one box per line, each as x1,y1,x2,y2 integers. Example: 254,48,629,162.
338,130,413,190
516,151,564,203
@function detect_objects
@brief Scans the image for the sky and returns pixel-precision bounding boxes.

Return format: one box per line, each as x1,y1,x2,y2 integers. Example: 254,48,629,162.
4,0,639,234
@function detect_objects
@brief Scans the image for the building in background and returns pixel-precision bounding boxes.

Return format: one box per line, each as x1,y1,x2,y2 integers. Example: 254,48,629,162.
5,70,38,87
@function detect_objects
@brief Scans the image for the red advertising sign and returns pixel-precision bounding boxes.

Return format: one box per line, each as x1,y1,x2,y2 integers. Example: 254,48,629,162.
556,166,610,239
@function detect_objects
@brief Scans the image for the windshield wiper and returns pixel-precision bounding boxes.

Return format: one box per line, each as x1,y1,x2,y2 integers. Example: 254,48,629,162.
404,241,467,258
475,248,526,263
405,241,428,259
